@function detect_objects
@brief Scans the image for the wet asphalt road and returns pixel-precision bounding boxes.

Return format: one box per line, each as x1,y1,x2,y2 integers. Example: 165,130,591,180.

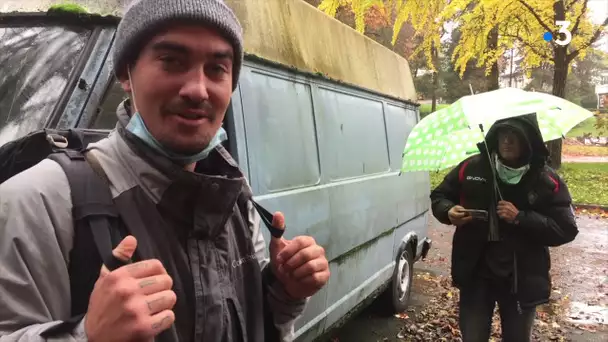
318,213,608,342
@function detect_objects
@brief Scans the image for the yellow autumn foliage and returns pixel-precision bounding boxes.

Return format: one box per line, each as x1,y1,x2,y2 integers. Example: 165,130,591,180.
318,0,385,33
318,0,606,80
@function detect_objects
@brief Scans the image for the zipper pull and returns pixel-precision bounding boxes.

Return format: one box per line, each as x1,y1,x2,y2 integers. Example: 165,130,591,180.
517,301,523,315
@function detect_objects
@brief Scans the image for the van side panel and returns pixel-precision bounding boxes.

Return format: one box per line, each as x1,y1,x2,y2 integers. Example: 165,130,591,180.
384,104,431,256
236,64,331,339
235,61,428,341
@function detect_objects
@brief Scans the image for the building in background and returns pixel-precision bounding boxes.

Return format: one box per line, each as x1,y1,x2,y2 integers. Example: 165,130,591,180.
596,72,608,110
590,0,608,110
499,49,531,90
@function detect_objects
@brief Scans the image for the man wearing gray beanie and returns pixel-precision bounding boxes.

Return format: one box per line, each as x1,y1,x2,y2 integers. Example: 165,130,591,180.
0,0,329,341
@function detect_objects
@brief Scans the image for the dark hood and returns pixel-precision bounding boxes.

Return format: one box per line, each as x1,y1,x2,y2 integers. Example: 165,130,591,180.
477,113,550,169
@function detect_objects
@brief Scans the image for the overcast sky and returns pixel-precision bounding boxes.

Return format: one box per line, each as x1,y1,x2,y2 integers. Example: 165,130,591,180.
588,0,608,24
587,0,608,51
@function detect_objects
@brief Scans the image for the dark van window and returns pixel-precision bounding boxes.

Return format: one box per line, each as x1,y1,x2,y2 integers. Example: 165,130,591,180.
91,78,125,129
0,25,91,146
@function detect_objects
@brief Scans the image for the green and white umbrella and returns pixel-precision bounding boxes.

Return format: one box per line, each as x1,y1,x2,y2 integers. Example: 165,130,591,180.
401,88,594,172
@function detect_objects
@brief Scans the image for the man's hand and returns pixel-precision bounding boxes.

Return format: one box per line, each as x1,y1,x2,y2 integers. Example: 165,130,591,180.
497,201,519,223
448,205,473,226
269,212,330,300
84,236,176,342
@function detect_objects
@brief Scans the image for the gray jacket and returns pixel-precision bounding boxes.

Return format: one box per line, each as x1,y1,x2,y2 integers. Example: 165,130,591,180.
0,104,306,341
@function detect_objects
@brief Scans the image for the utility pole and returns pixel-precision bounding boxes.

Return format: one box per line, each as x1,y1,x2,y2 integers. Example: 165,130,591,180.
509,48,514,87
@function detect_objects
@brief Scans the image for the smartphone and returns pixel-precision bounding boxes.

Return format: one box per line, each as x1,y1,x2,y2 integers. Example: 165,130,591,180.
461,209,488,220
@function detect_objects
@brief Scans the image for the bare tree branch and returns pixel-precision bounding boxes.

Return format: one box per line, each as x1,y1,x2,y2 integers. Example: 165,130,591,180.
570,0,588,34
507,13,549,56
567,16,608,63
511,13,534,37
565,0,580,12
501,33,554,61
517,0,553,33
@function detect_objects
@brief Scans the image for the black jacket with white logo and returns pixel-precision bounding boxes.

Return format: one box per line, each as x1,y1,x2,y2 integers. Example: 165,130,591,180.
430,115,579,308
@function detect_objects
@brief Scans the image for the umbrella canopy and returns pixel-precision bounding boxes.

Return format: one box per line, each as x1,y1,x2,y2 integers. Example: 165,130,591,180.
401,88,594,173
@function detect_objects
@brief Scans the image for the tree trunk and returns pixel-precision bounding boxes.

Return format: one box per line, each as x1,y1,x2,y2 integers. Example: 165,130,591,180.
547,58,568,169
431,45,439,111
547,0,568,169
552,55,568,99
431,71,437,112
509,49,514,87
487,26,500,90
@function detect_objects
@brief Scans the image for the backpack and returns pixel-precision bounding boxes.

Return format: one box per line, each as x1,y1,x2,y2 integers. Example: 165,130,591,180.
0,129,283,339
0,129,140,335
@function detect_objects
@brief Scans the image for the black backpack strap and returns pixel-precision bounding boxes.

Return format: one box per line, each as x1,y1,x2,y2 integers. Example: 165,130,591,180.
39,151,127,338
251,200,284,239
235,185,281,342
49,151,129,271
237,181,285,239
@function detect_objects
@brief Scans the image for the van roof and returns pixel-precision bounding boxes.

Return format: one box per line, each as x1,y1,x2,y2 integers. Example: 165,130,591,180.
2,0,417,103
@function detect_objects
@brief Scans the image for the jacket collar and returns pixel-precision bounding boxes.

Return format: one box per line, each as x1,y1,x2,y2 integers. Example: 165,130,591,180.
89,100,247,237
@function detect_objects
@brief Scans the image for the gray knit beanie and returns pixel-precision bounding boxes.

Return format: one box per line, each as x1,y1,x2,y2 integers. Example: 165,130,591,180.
113,0,243,90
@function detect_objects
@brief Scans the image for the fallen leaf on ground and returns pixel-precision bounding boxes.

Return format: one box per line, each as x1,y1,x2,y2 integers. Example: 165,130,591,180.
394,313,409,320
398,272,575,341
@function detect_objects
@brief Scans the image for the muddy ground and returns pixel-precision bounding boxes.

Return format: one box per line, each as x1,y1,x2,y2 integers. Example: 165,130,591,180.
319,211,608,342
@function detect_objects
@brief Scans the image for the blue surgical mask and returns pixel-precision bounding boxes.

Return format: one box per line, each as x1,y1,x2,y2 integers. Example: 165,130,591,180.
495,154,530,185
126,111,227,166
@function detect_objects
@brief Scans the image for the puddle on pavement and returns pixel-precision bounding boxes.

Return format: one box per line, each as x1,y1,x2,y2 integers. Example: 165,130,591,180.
550,216,608,329
568,301,608,325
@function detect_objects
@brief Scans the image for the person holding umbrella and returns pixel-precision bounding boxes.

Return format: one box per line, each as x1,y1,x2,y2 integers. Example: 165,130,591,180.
429,113,578,342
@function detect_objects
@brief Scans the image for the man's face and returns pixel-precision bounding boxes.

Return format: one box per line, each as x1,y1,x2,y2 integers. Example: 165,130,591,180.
497,128,522,163
121,25,234,154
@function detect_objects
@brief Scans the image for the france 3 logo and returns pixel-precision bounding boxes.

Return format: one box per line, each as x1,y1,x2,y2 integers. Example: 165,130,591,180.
543,21,572,46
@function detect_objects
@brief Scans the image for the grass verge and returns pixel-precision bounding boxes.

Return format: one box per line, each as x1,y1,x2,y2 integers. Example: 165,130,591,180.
566,117,601,138
558,163,608,206
429,169,449,190
428,163,608,206
419,104,450,119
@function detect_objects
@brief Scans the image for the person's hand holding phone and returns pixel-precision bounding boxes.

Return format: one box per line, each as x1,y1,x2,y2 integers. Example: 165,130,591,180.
448,205,473,226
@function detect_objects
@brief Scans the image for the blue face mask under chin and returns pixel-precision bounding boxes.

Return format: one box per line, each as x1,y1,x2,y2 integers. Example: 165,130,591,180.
494,153,530,185
126,111,227,166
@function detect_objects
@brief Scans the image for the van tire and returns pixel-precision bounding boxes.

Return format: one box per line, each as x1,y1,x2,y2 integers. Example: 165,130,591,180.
389,244,414,313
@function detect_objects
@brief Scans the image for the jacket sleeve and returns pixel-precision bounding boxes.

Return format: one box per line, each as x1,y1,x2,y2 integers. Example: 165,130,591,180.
0,159,86,341
515,171,579,247
430,161,465,225
247,200,307,342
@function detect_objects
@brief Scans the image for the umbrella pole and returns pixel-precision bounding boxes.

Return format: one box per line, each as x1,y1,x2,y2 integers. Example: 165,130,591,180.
468,86,504,200
478,124,504,201
468,87,503,201
479,123,503,242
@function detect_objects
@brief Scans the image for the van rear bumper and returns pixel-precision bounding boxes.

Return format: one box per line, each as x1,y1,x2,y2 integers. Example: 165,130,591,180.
419,238,432,261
